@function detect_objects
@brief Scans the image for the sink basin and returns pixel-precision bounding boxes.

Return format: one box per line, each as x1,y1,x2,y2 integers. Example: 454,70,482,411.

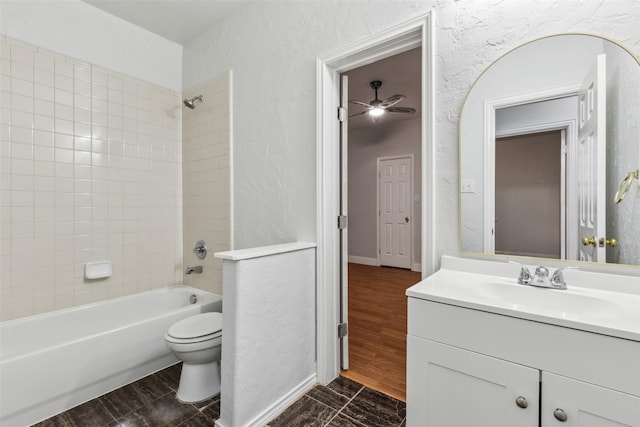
471,281,624,319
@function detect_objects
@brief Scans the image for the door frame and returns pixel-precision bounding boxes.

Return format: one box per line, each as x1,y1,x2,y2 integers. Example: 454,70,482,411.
316,12,435,384
377,154,415,269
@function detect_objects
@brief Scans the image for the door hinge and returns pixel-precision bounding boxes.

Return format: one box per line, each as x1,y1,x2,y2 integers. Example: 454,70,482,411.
338,322,348,338
337,215,347,230
337,107,346,122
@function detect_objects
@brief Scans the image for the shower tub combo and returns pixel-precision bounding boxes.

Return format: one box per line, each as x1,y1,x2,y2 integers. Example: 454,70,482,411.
0,285,222,427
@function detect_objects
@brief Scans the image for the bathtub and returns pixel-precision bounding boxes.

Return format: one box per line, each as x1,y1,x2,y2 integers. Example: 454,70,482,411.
0,285,222,427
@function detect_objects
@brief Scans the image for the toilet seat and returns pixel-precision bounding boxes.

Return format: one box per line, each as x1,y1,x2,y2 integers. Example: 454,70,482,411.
166,312,222,344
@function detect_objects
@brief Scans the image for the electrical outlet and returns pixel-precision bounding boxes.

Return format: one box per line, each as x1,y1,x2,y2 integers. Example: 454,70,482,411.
461,179,476,193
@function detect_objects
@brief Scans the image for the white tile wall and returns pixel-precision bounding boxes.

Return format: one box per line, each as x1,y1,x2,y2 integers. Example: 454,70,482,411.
0,36,183,321
182,72,231,295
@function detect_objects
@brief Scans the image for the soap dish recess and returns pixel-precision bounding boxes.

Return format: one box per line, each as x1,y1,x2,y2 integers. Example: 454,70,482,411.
85,260,112,279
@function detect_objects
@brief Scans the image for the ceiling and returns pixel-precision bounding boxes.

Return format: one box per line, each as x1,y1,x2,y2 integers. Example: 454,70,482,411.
82,0,251,45
345,47,421,129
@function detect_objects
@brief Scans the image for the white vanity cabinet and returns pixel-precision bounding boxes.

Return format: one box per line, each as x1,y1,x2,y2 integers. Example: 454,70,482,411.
406,298,640,427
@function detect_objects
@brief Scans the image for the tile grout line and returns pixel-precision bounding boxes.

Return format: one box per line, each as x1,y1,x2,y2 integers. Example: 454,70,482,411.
330,385,367,426
308,383,365,426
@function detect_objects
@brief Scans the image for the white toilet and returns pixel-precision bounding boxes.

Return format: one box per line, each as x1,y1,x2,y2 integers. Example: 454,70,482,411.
164,312,223,403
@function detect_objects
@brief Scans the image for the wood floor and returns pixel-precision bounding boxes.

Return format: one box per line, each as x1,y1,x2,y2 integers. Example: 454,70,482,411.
340,263,422,402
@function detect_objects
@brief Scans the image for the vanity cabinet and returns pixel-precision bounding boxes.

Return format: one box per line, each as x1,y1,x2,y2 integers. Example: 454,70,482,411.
406,299,640,427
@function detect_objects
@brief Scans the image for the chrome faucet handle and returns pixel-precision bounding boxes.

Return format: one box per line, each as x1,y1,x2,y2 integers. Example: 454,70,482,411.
534,266,549,279
508,260,532,285
550,266,578,289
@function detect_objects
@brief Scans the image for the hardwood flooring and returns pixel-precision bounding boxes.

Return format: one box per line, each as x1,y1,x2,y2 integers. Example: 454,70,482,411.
340,263,422,402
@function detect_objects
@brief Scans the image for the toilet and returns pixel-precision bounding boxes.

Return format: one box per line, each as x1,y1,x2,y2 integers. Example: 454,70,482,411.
164,312,223,403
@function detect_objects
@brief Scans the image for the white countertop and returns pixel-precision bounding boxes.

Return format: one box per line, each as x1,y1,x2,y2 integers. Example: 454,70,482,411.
214,242,316,261
407,256,640,342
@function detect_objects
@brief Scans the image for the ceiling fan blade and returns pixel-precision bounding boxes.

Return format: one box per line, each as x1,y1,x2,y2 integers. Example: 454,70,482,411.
349,100,373,108
379,94,405,108
348,110,369,118
386,107,416,114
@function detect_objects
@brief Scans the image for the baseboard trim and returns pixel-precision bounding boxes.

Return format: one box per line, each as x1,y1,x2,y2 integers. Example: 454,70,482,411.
349,256,422,273
244,373,317,427
348,256,379,266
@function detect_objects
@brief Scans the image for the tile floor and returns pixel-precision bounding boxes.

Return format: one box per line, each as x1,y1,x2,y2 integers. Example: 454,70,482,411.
266,376,406,427
34,364,406,427
33,364,218,427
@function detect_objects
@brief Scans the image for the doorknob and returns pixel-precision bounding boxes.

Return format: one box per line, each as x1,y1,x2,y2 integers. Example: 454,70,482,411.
599,237,618,247
405,217,410,223
582,236,597,247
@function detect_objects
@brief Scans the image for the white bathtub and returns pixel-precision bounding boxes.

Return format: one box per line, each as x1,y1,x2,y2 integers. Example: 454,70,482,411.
0,285,222,427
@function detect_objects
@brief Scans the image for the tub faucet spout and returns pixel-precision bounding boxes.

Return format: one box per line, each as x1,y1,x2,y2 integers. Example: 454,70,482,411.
185,266,203,275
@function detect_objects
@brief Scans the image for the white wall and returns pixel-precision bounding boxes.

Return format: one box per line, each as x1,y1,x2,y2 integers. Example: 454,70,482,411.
0,0,182,91
183,1,434,250
348,117,421,267
215,244,316,427
184,0,640,268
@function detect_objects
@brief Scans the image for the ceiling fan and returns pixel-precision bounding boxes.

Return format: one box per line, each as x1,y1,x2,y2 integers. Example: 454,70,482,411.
349,80,416,118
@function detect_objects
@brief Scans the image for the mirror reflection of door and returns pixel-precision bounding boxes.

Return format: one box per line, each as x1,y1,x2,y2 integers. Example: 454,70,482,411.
495,131,563,258
576,54,607,263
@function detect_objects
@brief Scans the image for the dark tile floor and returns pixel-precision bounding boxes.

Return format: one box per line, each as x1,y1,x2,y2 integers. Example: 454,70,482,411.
33,364,219,427
266,376,406,427
34,365,405,427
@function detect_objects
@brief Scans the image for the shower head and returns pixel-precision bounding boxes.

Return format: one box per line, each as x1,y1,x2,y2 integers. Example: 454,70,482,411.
183,95,204,109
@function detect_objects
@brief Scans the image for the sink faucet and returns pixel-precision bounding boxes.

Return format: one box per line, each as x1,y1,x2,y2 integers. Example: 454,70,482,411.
508,261,575,290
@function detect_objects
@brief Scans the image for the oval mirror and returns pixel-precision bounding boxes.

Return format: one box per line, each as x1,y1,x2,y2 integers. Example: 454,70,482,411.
460,34,640,266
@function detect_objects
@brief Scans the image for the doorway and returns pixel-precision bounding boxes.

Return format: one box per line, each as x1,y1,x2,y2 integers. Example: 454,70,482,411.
316,13,435,385
340,46,422,399
495,130,563,258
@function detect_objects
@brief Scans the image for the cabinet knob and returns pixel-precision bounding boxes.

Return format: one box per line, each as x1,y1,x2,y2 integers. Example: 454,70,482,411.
553,408,568,422
515,396,528,409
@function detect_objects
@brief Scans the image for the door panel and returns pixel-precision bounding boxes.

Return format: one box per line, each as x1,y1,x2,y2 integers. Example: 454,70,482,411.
407,337,539,427
542,372,640,427
379,156,412,269
577,54,606,262
340,74,349,370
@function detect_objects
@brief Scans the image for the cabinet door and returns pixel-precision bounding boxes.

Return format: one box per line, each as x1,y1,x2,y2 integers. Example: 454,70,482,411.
407,336,539,427
542,372,640,427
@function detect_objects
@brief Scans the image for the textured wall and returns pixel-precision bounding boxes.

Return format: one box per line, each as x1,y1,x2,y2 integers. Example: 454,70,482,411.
217,245,316,427
0,37,183,320
182,72,232,295
605,42,640,265
183,0,640,270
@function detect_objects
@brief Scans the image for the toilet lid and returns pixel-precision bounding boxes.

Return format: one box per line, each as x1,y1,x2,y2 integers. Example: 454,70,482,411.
167,312,222,339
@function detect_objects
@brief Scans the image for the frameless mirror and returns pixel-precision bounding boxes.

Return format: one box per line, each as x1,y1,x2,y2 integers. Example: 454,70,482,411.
460,34,640,266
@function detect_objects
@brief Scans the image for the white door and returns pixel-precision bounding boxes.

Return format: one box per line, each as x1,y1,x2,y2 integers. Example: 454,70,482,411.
577,54,606,262
406,337,539,427
379,156,412,269
339,74,349,370
541,372,640,427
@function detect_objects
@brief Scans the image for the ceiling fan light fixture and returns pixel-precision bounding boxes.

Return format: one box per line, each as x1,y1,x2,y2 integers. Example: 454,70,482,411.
369,107,385,117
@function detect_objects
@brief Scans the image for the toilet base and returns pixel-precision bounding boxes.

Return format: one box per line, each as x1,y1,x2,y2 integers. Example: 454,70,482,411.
176,361,220,403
